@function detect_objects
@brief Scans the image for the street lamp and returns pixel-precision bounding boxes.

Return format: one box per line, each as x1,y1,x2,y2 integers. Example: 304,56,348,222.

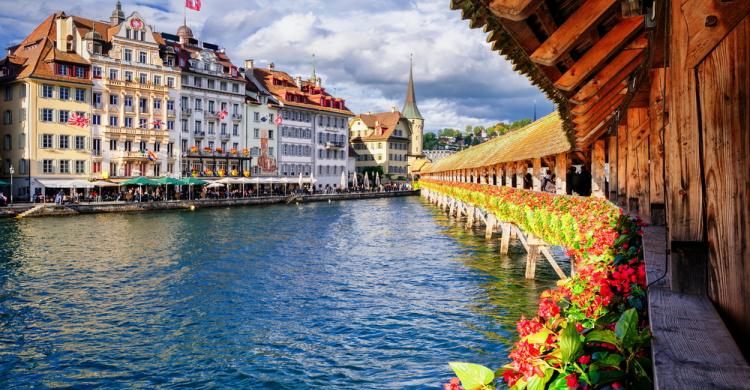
8,164,14,205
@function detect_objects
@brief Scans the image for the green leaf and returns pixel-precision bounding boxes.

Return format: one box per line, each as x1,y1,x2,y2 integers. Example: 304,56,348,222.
585,329,619,347
510,378,527,390
547,373,570,390
560,323,583,363
525,328,554,345
615,308,638,349
449,362,494,390
526,369,553,390
591,352,623,368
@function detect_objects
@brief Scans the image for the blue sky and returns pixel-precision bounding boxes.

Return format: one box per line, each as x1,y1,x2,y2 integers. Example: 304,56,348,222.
0,0,554,132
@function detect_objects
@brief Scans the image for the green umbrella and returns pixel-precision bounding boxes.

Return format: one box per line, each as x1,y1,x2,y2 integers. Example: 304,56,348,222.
0,179,9,186
122,177,159,186
154,177,183,185
180,177,207,186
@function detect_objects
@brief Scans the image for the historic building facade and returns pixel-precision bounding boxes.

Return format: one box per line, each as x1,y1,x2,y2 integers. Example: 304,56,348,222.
160,23,248,178
0,12,95,199
349,110,412,179
242,60,280,177
254,64,353,189
85,3,182,180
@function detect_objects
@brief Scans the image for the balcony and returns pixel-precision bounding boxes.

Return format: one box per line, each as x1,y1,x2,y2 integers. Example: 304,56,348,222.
232,113,243,122
193,131,206,139
105,126,170,139
119,151,149,161
219,133,231,141
206,110,220,120
167,109,176,117
105,78,168,93
325,141,345,150
181,108,192,117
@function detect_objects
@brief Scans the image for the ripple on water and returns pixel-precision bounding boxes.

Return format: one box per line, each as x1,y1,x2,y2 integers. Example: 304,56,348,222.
0,197,561,389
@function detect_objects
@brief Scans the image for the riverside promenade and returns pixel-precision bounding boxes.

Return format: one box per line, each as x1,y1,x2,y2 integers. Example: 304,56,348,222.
0,190,419,219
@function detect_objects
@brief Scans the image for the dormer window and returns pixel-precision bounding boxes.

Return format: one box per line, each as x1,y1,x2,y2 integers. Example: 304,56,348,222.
125,28,131,39
66,35,73,52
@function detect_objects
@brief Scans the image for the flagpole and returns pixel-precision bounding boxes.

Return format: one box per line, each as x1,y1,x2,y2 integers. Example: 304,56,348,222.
183,1,187,26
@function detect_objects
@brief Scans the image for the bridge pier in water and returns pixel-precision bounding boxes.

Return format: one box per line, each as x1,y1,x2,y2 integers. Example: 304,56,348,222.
421,188,568,280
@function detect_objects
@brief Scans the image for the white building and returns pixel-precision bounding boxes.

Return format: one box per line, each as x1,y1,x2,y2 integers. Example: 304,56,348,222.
241,60,281,177
254,65,353,190
160,24,248,178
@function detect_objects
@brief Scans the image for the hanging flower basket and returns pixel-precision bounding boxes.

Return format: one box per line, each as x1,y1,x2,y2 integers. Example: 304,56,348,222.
242,148,250,157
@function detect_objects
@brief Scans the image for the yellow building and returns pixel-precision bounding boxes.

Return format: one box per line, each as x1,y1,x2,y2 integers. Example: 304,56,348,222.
0,13,94,200
349,110,412,179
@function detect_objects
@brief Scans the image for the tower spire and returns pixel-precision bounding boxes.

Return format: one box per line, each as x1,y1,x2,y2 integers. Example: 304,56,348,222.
311,53,317,81
402,53,423,120
110,0,125,26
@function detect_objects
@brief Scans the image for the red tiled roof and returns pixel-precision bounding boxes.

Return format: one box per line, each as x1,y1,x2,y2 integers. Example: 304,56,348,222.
253,67,353,116
351,111,409,141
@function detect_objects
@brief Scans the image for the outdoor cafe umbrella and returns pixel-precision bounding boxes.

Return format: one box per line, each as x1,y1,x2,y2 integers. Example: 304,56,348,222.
179,177,207,200
375,172,381,188
121,177,158,198
364,172,370,190
206,182,225,189
340,171,347,191
91,180,118,201
352,172,358,190
155,177,183,201
298,172,303,190
279,177,289,195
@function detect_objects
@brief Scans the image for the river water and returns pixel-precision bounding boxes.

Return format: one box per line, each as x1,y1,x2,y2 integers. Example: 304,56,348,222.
0,196,559,388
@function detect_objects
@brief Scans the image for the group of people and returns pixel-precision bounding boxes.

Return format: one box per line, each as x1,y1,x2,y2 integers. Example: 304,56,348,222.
534,166,593,195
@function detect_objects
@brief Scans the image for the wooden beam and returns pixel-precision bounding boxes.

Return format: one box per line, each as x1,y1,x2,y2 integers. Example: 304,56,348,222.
577,117,614,148
488,0,542,22
499,19,564,80
569,50,644,105
649,67,667,224
616,122,628,207
532,158,542,191
572,36,648,102
607,134,618,201
572,83,626,116
530,0,618,66
683,0,750,68
573,92,626,127
554,16,644,91
516,161,526,189
534,4,576,68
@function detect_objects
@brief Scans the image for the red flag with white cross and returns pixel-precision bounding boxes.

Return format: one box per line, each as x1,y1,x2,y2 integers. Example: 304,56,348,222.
186,0,201,11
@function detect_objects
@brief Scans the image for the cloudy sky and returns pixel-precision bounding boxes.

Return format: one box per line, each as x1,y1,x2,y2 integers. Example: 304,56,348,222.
0,0,554,132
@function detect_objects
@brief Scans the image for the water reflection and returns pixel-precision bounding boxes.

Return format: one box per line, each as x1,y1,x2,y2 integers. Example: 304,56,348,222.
0,197,558,388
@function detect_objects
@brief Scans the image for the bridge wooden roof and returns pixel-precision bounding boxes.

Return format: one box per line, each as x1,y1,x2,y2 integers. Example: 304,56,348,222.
449,0,652,150
425,111,569,173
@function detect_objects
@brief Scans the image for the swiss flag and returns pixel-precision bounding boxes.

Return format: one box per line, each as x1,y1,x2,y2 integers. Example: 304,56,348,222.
274,116,283,126
186,0,201,11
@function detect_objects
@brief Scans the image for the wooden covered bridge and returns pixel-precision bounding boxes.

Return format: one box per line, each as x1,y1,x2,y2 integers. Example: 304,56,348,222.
422,0,750,388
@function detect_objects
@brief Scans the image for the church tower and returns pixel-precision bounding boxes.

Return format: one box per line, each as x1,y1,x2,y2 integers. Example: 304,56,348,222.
110,0,125,26
402,57,424,158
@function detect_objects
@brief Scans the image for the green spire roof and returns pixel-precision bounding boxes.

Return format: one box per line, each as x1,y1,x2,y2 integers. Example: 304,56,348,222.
402,56,423,120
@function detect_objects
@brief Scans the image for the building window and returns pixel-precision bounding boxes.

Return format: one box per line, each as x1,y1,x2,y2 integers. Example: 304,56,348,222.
92,114,101,125
109,69,118,80
109,116,118,126
153,75,161,85
124,49,132,62
139,73,148,84
2,134,10,150
42,85,54,98
254,112,260,122
167,77,175,88
93,138,101,156
93,66,102,78
59,160,70,174
193,77,202,87
92,162,101,173
208,122,215,135
195,120,202,132
58,110,69,123
75,160,85,174
125,117,133,128
42,109,54,122
43,159,54,173
195,99,202,110
167,120,174,130
58,135,69,149
138,51,147,64
110,94,119,105
3,110,11,125
75,67,85,78
109,139,117,151
4,86,12,101
75,136,85,150
181,119,188,133
75,88,86,102
125,71,133,82
139,119,148,128
59,87,70,100
254,128,259,138
232,124,239,136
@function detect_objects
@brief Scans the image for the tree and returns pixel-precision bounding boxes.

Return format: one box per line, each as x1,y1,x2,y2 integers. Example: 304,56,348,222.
509,119,531,129
423,132,438,150
465,125,473,135
473,126,485,136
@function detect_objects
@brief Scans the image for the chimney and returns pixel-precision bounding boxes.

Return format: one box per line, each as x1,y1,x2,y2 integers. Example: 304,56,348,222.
391,106,397,113
269,62,275,70
294,76,302,88
244,59,254,70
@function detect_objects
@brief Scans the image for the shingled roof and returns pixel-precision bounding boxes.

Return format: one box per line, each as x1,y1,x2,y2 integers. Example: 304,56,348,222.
351,111,410,141
424,111,570,173
253,67,354,116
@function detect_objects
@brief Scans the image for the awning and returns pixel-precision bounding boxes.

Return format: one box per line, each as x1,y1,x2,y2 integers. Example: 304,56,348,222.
36,179,91,188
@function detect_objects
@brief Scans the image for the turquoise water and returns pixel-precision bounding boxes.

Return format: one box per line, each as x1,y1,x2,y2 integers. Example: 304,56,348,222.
0,197,559,388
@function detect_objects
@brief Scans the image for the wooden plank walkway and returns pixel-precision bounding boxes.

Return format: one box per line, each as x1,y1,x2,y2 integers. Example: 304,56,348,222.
643,226,750,389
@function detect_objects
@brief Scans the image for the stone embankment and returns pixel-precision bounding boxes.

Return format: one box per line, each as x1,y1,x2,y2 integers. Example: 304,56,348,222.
1,191,419,219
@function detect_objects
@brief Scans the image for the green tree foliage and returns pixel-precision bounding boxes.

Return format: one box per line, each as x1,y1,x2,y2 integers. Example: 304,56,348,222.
423,132,439,150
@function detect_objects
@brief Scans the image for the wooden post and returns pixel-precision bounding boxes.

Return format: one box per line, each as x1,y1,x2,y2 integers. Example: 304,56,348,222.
485,214,496,239
532,158,542,191
695,14,750,349
525,246,540,279
505,163,514,188
466,206,475,228
516,161,526,189
555,153,567,195
616,122,628,207
607,135,618,201
500,223,511,254
649,67,667,225
591,139,606,197
666,0,706,296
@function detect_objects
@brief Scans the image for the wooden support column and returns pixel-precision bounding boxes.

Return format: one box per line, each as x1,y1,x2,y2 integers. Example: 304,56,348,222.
532,158,542,191
485,214,496,239
591,139,606,197
499,223,511,254
649,67,667,225
555,153,567,195
616,122,628,207
607,135,618,201
666,0,707,296
466,206,475,228
516,161,526,189
504,163,514,187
